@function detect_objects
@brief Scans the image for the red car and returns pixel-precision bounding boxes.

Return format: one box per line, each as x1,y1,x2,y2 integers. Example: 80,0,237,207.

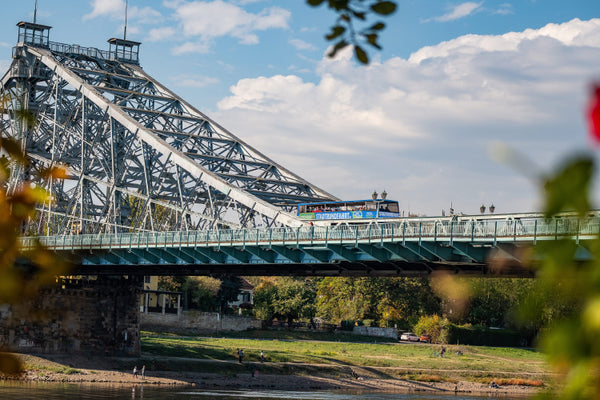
419,334,431,343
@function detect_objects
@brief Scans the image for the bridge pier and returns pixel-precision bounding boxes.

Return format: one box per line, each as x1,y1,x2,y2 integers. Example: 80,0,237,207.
0,276,143,356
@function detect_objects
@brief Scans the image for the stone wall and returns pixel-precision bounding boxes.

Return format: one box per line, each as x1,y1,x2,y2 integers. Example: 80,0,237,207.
141,310,262,333
0,276,142,356
352,326,399,340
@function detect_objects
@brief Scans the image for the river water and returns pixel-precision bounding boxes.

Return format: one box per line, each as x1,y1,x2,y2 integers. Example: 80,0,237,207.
0,382,529,400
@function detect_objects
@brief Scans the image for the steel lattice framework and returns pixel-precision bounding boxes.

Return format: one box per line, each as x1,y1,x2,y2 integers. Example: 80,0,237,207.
1,22,336,235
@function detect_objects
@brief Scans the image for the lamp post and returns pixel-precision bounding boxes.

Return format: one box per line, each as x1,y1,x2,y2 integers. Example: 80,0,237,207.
480,204,486,214
489,204,495,213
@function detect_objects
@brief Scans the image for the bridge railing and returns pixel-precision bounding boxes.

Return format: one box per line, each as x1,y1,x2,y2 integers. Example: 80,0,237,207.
19,213,600,251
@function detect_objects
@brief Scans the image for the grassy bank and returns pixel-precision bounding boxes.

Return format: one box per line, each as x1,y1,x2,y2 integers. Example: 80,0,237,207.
140,330,550,387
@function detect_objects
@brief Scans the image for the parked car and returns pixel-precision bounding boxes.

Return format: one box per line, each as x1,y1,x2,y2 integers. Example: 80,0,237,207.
419,334,431,343
400,332,420,342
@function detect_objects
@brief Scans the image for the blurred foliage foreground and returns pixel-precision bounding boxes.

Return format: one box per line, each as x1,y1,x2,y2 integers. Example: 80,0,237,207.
0,94,70,376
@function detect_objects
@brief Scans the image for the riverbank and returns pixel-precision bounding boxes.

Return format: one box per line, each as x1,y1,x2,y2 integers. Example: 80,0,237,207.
6,353,546,397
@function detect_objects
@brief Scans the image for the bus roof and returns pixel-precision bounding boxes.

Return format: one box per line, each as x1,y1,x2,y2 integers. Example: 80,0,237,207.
297,199,398,206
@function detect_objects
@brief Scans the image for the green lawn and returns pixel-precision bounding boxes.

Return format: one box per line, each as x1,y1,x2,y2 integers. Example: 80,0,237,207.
141,330,549,380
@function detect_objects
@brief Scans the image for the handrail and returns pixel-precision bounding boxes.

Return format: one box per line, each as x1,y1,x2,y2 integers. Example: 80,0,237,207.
19,213,600,251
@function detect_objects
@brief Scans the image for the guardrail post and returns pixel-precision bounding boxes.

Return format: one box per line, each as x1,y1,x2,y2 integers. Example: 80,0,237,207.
368,224,372,244
576,219,580,245
419,221,422,246
450,220,454,246
311,225,314,245
380,224,384,246
217,229,221,251
269,228,273,249
402,222,406,246
494,221,497,246
533,220,537,245
355,226,358,247
296,226,300,248
513,220,517,241
434,221,437,242
470,222,474,242
243,229,246,250
555,219,558,240
325,226,329,246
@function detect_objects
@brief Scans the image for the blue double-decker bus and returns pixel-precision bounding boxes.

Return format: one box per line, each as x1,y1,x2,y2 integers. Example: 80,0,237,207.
297,199,400,221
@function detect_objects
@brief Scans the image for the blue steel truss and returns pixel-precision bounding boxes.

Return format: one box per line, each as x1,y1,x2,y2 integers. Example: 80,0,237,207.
21,212,599,276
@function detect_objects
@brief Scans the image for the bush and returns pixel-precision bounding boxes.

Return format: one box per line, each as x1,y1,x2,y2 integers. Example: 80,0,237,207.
340,320,355,331
413,314,450,343
447,325,529,347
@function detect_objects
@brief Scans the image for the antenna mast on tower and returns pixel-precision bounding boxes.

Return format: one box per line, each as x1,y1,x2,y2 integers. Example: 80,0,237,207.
124,0,128,40
33,0,38,24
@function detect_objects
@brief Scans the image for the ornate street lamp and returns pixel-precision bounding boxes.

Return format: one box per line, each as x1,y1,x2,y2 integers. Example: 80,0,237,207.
381,190,387,200
480,204,486,214
489,204,495,213
372,191,378,201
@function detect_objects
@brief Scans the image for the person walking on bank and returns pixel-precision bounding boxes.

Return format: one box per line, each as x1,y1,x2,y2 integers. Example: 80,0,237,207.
260,350,265,363
141,365,145,380
133,365,138,378
238,348,244,363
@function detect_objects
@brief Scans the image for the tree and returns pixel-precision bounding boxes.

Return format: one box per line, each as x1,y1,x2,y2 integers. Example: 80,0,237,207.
253,277,317,326
217,276,243,314
271,278,317,326
316,277,441,326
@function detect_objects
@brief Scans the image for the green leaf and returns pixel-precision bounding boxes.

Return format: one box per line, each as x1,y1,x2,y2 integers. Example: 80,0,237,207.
354,45,369,64
371,1,397,15
0,137,27,165
329,0,349,11
543,156,593,218
369,22,386,31
352,11,366,20
328,40,349,58
326,25,346,41
306,0,326,6
365,33,382,49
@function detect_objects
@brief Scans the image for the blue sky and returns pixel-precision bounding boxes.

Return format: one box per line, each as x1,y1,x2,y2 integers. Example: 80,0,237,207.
1,1,600,216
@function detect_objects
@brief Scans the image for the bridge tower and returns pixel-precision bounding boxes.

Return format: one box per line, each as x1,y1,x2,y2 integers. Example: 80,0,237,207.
1,21,336,235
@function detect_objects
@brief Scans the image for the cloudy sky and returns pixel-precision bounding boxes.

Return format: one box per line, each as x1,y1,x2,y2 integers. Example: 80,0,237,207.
1,1,599,216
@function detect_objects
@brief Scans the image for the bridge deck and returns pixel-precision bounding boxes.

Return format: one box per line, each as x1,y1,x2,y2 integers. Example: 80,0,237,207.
21,213,598,277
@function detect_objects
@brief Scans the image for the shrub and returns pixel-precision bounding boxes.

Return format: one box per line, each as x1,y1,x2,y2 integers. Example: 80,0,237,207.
413,314,450,343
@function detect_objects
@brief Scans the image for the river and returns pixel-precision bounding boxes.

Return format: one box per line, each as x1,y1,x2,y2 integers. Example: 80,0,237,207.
0,382,530,399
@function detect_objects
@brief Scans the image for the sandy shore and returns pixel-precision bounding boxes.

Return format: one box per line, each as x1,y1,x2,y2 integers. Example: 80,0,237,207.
6,353,542,397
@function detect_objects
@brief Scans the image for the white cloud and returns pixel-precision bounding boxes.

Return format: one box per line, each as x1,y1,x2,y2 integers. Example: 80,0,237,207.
430,2,483,22
84,0,124,20
167,0,290,49
171,74,220,88
84,0,161,23
409,18,600,63
173,40,212,54
212,18,600,215
494,3,513,15
147,27,176,42
289,38,317,51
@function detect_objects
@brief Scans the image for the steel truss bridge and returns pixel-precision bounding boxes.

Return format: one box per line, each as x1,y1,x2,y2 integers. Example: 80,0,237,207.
1,22,335,236
3,22,598,277
20,212,598,276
